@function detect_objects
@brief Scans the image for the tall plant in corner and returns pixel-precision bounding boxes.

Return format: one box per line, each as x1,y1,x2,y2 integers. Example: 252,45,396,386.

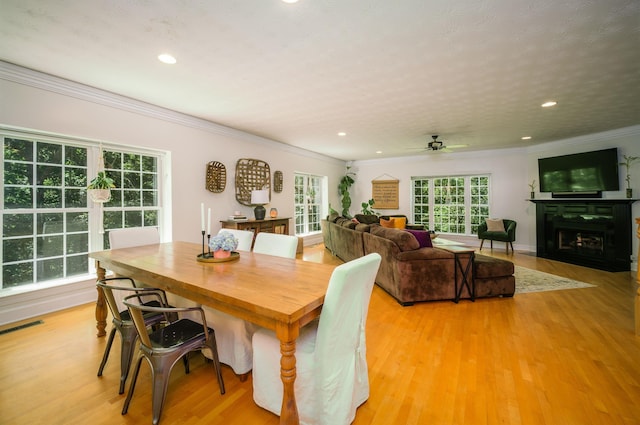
619,154,639,198
338,166,356,217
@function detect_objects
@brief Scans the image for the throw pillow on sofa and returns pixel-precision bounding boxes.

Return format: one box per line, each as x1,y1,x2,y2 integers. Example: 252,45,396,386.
404,229,433,248
380,217,406,229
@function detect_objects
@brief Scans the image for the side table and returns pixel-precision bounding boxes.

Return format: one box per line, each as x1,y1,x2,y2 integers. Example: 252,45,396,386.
439,245,475,303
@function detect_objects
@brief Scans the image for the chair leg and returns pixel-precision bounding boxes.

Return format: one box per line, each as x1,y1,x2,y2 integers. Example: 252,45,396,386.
490,240,493,250
122,355,144,415
183,354,190,374
119,327,139,394
206,337,225,395
509,241,514,253
479,240,485,251
97,327,116,377
150,359,174,425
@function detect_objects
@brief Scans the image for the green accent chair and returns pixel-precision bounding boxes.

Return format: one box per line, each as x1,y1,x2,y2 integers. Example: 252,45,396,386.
478,219,517,254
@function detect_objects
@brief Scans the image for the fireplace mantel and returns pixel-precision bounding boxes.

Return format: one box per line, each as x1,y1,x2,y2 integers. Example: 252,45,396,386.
531,198,637,271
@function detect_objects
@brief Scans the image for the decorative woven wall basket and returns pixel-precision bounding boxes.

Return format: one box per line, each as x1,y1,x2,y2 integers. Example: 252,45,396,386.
274,171,283,193
235,158,271,206
206,161,226,193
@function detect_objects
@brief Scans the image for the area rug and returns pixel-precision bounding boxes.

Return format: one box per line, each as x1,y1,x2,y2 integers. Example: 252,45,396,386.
514,266,596,294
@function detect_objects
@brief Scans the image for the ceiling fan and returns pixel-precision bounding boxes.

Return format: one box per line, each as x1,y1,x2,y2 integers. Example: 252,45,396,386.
427,135,445,151
407,135,468,153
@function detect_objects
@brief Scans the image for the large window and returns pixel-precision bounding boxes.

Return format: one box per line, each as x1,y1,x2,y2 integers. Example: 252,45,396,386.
411,175,490,235
2,133,163,292
101,150,160,248
294,173,326,235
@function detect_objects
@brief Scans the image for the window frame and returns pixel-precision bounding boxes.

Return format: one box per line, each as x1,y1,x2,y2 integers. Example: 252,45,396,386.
294,172,327,236
1,128,167,294
411,174,490,236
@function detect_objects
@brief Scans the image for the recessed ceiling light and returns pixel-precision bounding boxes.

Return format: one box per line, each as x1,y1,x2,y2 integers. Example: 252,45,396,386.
376,150,382,154
541,101,557,107
158,53,177,64
282,0,299,3
338,132,346,136
521,136,532,140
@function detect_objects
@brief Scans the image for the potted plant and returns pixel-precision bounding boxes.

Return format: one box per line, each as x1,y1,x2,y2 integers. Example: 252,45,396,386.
209,231,239,258
528,179,536,199
619,154,639,198
338,166,356,217
87,171,115,203
361,198,376,215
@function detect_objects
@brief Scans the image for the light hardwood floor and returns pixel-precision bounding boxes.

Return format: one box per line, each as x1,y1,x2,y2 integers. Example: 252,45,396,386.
1,244,639,425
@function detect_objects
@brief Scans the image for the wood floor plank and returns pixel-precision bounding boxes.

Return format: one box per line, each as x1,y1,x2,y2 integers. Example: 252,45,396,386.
1,244,639,424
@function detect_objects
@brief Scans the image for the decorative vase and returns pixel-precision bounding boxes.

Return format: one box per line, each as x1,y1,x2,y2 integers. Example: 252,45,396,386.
530,191,535,199
213,250,232,259
626,188,633,198
270,207,278,218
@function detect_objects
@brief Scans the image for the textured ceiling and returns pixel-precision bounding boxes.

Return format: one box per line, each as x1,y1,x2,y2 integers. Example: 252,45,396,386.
0,0,638,160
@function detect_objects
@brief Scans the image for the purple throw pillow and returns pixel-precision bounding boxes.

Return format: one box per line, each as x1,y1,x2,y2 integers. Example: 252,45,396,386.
405,229,433,248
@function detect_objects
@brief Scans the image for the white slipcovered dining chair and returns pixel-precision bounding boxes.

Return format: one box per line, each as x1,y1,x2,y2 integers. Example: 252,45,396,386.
202,228,256,377
109,226,160,249
252,253,382,425
252,232,298,259
202,230,297,377
109,227,200,321
217,228,254,252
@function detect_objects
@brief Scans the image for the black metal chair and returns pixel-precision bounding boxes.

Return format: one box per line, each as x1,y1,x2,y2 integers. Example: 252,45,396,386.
96,277,172,394
122,292,225,425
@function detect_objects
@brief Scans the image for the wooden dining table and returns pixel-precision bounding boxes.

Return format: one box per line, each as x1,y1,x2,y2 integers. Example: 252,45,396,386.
90,241,336,425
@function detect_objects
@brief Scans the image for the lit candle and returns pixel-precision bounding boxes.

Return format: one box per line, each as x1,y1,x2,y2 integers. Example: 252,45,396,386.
200,203,205,231
207,208,211,235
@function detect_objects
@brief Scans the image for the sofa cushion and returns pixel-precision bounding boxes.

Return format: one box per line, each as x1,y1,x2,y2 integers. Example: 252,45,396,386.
355,223,372,232
370,225,419,251
404,229,433,248
341,220,357,229
354,214,380,225
486,218,506,232
328,212,341,223
474,254,514,278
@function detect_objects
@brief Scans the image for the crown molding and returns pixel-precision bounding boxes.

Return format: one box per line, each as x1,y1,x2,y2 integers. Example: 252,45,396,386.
0,60,343,165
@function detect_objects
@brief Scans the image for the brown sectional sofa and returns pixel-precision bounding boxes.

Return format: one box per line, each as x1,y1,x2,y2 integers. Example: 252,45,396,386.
321,216,515,305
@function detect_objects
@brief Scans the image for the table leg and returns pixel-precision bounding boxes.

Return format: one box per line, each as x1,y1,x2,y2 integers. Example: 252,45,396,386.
276,323,300,425
95,260,107,337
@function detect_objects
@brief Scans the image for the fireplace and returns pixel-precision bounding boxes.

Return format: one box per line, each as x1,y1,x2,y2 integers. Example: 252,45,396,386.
532,199,635,272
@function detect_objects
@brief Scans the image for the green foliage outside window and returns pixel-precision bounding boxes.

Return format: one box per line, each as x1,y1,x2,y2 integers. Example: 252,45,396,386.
412,175,490,235
2,136,161,290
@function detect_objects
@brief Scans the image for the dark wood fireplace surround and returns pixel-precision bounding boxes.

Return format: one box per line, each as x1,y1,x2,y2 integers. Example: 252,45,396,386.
531,199,637,272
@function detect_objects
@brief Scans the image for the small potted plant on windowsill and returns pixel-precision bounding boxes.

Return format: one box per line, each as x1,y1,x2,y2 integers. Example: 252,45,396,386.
619,155,639,198
87,171,115,203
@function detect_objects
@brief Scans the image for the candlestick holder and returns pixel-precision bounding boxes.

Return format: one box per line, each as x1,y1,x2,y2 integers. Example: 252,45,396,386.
207,234,211,256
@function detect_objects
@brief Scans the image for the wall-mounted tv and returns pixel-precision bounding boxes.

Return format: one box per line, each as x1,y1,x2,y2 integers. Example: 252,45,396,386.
538,148,620,196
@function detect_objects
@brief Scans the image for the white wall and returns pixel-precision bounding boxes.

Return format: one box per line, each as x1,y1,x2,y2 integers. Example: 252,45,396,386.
0,63,346,325
350,125,640,270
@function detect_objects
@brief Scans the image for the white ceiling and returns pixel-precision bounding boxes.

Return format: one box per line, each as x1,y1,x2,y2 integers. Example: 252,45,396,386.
1,0,638,161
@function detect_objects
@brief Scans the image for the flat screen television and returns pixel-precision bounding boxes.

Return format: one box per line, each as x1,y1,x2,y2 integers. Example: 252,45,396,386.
538,148,620,196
